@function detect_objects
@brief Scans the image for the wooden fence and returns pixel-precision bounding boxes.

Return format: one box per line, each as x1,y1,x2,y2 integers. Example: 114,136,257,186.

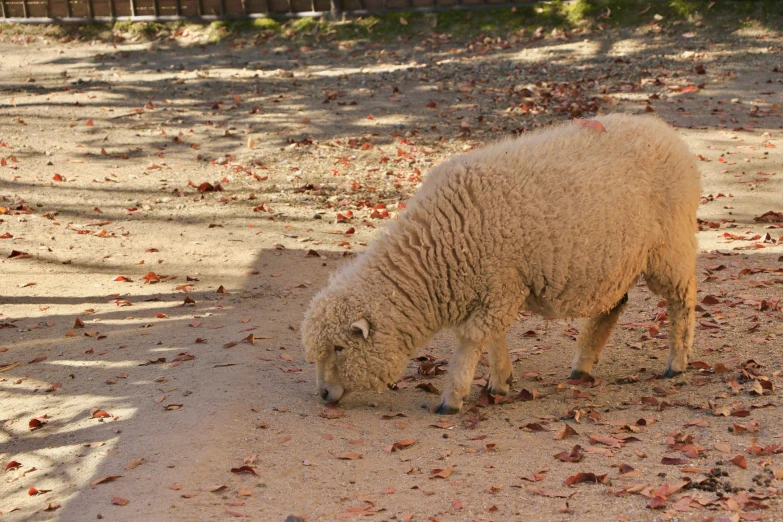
0,0,520,21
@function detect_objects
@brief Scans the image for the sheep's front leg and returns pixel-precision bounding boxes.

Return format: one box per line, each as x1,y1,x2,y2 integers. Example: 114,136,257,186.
434,337,483,415
487,335,513,396
569,294,627,379
662,275,696,377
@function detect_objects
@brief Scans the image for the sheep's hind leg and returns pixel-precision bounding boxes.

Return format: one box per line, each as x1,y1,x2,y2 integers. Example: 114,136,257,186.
647,273,696,378
569,294,628,379
434,336,483,415
487,335,513,396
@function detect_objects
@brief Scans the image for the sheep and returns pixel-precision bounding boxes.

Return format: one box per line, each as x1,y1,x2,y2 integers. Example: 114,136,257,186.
302,114,700,414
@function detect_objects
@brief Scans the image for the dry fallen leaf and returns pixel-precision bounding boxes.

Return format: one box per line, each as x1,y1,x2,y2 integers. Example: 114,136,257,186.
574,119,607,132
230,466,258,476
91,475,122,485
430,466,455,479
730,454,747,469
125,458,145,471
553,424,579,440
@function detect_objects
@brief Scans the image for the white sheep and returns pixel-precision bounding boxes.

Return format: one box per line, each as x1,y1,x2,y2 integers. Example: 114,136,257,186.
302,114,700,414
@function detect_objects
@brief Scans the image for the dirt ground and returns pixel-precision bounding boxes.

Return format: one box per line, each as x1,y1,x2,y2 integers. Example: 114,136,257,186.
1,16,783,522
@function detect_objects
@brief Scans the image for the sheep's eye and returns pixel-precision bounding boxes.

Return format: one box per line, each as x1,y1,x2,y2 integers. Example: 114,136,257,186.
334,345,345,354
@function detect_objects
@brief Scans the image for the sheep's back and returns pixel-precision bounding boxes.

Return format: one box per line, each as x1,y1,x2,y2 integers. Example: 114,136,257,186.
411,114,700,318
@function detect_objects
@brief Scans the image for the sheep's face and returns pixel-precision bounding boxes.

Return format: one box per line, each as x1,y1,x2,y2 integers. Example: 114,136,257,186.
302,292,408,403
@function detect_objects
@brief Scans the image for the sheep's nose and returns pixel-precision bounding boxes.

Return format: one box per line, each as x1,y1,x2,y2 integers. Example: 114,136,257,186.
321,389,330,400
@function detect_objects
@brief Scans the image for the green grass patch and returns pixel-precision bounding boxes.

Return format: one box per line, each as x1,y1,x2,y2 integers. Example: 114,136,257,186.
1,0,781,43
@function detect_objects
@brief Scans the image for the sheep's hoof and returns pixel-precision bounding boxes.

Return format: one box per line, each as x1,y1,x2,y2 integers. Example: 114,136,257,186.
433,402,461,415
568,369,592,380
663,368,683,378
486,385,508,396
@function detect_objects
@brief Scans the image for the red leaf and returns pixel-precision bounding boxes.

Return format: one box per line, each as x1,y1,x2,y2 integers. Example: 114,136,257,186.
28,418,46,430
701,294,721,304
730,454,747,469
52,173,66,182
86,118,94,126
6,460,22,471
563,472,608,486
661,457,689,465
111,497,129,506
91,409,111,419
574,119,606,132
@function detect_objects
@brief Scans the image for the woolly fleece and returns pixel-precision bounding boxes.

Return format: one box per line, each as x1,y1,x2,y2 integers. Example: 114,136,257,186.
302,114,700,412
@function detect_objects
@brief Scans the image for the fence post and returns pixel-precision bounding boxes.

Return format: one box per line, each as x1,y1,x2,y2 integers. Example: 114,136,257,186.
152,0,159,16
175,0,181,16
130,0,135,16
1,0,7,19
330,0,341,19
109,0,115,18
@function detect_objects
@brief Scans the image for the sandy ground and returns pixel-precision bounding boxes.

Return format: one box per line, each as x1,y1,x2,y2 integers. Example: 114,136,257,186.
1,20,783,522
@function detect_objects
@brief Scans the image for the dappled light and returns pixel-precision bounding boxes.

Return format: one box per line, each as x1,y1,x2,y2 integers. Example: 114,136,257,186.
2,10,783,521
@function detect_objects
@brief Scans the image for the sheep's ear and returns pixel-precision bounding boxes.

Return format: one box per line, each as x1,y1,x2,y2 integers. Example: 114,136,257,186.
350,318,370,340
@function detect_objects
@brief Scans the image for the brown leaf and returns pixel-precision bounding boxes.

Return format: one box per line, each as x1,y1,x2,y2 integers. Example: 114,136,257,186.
230,466,258,476
111,497,129,506
563,472,608,486
416,382,440,394
553,424,579,440
661,457,689,465
91,475,122,485
125,458,145,470
385,439,417,453
589,434,623,447
554,445,584,463
337,453,362,460
224,509,249,517
731,454,747,469
430,465,455,479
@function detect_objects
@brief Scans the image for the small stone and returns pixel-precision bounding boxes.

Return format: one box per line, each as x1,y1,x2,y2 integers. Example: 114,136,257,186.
312,213,322,220
285,517,306,522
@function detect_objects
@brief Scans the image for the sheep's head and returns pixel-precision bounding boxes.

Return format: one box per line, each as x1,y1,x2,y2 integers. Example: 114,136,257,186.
302,289,409,403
